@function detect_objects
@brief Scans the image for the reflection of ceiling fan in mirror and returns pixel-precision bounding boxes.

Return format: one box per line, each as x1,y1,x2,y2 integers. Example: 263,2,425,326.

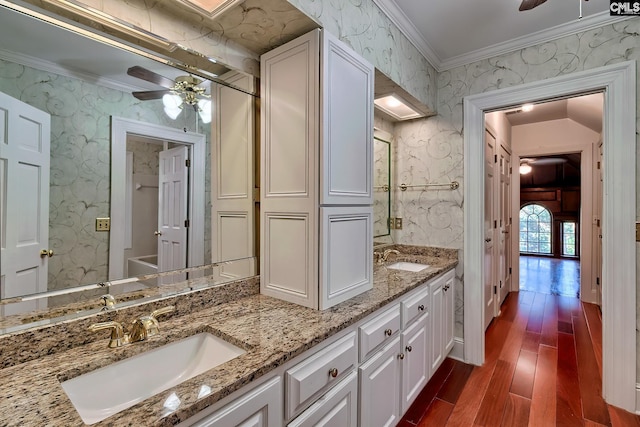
519,0,588,12
127,66,211,123
520,157,568,166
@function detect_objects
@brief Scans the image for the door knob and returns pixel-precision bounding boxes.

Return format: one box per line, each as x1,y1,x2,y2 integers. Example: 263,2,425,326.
154,231,163,236
40,249,54,258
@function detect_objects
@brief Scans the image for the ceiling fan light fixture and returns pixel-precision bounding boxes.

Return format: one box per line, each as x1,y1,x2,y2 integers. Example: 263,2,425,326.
162,93,183,120
519,163,532,174
198,99,212,124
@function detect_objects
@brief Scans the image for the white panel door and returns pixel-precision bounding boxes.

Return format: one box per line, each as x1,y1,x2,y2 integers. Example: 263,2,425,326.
0,91,50,314
211,80,255,278
484,129,497,330
158,145,188,279
321,30,374,206
498,145,511,306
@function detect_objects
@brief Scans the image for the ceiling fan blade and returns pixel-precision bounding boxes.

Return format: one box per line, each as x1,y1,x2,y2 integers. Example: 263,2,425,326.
132,89,171,101
127,66,175,89
519,0,548,11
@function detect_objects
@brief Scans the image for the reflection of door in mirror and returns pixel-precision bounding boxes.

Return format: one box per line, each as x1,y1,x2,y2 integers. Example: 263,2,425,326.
0,91,51,316
110,118,206,286
373,136,391,237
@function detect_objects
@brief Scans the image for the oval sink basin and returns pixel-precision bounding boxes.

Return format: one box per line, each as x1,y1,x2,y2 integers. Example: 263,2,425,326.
61,332,246,424
387,261,430,272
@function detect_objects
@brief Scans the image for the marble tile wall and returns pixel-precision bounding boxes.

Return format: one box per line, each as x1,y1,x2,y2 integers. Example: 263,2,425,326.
0,59,211,294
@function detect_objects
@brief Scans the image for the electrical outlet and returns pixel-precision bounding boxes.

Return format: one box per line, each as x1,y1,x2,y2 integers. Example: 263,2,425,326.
96,217,111,231
395,218,403,230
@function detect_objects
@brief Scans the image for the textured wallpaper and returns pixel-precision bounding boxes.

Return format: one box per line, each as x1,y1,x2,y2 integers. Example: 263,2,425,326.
0,59,211,294
289,0,437,110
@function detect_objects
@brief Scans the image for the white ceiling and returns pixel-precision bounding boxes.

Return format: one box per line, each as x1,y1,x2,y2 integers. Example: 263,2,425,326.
373,0,628,71
505,92,603,132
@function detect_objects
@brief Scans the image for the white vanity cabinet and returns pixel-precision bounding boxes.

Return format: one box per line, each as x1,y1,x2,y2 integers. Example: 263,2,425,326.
260,28,374,310
429,269,455,373
189,377,282,427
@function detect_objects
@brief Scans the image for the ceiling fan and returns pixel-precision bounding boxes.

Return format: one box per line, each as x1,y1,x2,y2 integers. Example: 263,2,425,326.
519,0,588,12
127,65,211,123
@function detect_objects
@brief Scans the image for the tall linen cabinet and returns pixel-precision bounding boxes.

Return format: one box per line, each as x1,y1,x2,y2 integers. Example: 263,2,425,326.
260,29,374,310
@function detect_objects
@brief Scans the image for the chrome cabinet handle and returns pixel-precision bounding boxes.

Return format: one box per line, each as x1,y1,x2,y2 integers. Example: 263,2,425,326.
329,368,338,378
485,238,492,243
406,346,412,352
398,353,405,360
384,328,393,337
154,231,163,236
418,305,425,311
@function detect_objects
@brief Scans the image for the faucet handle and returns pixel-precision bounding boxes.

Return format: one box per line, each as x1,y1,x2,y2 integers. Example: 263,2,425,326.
130,305,175,342
88,321,129,348
100,294,116,310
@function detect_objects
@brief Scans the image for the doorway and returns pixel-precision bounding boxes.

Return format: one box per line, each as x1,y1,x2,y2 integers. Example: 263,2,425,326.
463,61,636,411
109,117,206,282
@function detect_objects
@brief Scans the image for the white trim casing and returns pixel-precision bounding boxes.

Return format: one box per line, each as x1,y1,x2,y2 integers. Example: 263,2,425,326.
109,117,206,280
448,337,465,363
463,61,636,412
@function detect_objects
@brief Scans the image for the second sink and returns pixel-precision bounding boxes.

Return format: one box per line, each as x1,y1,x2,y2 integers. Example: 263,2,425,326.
61,332,246,424
387,261,430,272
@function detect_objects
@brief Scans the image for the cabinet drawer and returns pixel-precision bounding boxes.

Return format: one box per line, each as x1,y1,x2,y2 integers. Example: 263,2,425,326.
359,304,401,362
288,371,357,427
286,331,357,420
401,286,429,328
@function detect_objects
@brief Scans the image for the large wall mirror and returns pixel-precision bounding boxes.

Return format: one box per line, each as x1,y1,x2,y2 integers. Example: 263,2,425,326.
373,135,391,238
0,3,258,325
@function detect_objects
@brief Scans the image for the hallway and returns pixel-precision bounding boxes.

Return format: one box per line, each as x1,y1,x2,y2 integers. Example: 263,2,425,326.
398,290,640,426
519,256,580,298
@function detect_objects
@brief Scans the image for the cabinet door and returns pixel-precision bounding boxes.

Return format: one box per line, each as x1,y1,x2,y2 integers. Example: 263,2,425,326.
319,206,373,310
359,337,401,427
260,29,320,309
430,277,444,373
443,271,455,354
401,313,430,412
192,377,282,427
288,371,357,427
320,30,374,206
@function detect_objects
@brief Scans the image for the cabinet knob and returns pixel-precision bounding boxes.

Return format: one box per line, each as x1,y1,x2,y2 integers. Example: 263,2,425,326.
384,328,393,337
444,285,449,291
329,368,338,378
406,345,412,353
398,353,405,360
154,231,163,236
418,305,425,311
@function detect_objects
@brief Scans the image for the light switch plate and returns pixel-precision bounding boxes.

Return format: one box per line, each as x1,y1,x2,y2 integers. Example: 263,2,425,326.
96,217,110,231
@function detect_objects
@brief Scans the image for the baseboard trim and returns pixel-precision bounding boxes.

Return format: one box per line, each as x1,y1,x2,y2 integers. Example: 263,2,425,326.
448,337,464,362
636,383,640,414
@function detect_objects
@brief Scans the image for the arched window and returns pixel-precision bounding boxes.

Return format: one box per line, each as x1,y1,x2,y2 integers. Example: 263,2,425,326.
519,204,552,254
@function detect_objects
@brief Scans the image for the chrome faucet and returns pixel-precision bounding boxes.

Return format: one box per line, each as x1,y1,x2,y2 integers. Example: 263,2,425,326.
374,249,400,265
88,305,175,348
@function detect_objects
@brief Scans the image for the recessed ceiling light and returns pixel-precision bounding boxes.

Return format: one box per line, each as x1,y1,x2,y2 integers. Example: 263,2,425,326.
374,94,422,121
521,103,534,112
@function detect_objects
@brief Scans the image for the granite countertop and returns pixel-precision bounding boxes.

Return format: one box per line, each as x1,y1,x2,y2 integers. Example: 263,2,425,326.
0,246,457,426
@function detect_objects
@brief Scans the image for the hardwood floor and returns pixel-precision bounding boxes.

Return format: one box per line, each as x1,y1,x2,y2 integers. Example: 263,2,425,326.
398,291,640,427
519,256,580,298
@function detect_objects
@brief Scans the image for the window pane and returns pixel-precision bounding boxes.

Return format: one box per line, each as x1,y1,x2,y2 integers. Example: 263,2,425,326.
519,204,552,255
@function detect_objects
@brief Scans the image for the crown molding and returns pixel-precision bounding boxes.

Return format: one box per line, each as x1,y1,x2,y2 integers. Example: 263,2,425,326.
372,1,632,73
439,12,632,71
0,49,148,94
371,0,443,70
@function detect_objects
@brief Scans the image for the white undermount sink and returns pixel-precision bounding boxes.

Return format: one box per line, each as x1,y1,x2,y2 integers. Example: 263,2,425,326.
386,261,430,272
61,332,246,425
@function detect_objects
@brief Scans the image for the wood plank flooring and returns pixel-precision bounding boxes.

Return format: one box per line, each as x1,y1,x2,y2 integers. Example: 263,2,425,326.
398,290,640,427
